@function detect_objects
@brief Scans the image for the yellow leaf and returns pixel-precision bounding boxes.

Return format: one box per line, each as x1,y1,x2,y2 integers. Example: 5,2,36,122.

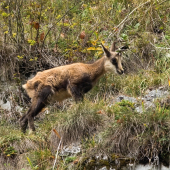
13,33,16,37
91,40,98,46
2,12,9,17
56,15,61,19
97,51,103,55
168,79,170,86
17,55,23,59
95,47,102,51
87,47,96,51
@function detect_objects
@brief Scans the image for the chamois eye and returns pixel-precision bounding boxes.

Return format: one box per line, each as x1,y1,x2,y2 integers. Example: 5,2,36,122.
112,58,117,65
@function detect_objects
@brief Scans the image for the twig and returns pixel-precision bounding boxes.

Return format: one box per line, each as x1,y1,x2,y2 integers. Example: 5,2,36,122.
52,137,62,170
150,42,170,50
117,1,151,29
107,0,151,39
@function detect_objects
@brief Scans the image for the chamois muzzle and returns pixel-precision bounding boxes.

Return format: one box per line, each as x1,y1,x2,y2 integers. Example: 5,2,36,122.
117,69,124,75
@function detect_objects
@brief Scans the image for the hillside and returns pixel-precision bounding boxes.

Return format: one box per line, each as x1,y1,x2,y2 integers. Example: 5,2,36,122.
1,0,170,169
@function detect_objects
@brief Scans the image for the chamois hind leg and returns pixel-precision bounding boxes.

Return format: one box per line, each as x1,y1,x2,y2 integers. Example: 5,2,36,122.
20,85,52,133
20,108,30,133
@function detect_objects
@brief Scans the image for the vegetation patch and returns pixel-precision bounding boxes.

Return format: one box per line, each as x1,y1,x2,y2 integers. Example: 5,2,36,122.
0,125,48,169
50,101,105,151
1,0,170,169
84,100,170,166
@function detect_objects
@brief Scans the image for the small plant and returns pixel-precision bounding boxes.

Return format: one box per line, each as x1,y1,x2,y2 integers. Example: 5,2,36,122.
82,135,96,150
65,156,77,164
27,157,39,170
3,146,17,157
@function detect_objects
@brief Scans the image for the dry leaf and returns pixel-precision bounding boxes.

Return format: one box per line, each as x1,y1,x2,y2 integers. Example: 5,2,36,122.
53,129,61,139
79,31,86,39
96,110,102,114
40,32,45,42
73,159,79,164
117,119,123,123
34,22,40,29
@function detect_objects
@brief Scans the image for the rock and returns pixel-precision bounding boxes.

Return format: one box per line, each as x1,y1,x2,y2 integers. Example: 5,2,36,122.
99,167,115,170
112,88,169,114
144,89,169,101
135,106,143,114
114,95,137,103
59,142,81,156
0,100,11,110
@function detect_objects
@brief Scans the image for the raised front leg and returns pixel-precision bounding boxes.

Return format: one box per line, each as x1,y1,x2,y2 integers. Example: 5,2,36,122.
20,85,52,133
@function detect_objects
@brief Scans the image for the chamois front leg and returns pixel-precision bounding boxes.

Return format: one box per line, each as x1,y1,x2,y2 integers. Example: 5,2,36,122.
20,85,52,133
67,84,84,103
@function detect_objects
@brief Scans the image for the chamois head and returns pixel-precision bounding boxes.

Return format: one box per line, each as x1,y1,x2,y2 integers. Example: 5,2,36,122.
101,42,127,75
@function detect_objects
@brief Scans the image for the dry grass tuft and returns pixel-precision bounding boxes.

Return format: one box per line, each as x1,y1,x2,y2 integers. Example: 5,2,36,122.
98,100,170,162
50,101,105,152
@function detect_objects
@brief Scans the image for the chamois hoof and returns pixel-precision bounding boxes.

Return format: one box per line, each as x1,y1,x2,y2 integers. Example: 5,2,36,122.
28,129,36,135
20,120,28,134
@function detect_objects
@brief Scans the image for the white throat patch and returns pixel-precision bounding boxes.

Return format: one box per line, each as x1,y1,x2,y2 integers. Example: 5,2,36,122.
104,59,116,73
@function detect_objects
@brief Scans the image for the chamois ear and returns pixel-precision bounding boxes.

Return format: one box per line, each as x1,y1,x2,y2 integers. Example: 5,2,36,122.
110,41,117,52
101,43,110,58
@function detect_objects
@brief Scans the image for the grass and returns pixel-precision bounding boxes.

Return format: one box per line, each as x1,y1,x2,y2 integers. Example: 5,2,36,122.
50,101,105,152
77,100,170,169
1,62,170,169
101,100,170,155
1,0,170,169
1,88,170,169
0,125,47,169
88,66,170,101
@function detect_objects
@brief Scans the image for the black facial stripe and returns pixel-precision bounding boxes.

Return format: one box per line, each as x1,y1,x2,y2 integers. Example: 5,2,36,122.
112,58,117,65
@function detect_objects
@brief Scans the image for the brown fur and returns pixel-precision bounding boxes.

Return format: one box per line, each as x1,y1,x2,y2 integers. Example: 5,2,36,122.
20,42,125,133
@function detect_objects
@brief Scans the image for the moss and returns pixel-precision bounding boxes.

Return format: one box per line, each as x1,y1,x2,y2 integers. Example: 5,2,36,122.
98,159,110,166
87,158,96,166
111,154,119,160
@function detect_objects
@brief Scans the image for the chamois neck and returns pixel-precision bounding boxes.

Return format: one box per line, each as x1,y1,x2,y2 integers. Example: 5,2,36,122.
87,56,106,83
91,56,106,70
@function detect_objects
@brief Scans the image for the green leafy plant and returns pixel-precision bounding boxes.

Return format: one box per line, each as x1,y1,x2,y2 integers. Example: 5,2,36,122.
65,156,76,164
3,146,17,157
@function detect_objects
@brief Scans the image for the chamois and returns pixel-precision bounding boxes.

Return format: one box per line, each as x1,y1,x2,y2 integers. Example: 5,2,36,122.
20,42,127,133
